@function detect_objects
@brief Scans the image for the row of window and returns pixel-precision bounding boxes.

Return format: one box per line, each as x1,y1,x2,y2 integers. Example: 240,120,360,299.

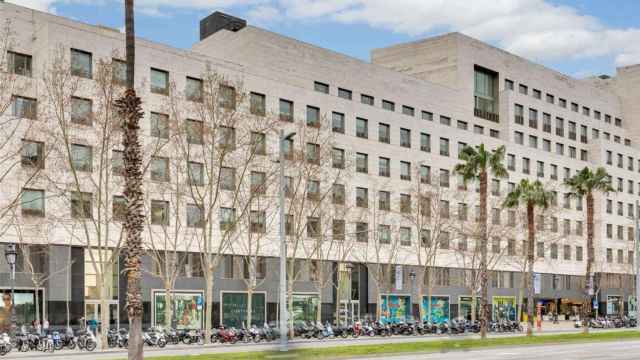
505,77,624,128
513,131,589,162
605,223,637,242
605,248,635,265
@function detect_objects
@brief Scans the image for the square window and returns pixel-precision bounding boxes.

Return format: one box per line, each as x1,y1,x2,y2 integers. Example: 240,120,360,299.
219,85,237,110
279,99,293,122
13,96,37,120
8,51,32,77
188,161,204,185
402,105,415,116
250,92,266,116
187,204,204,228
382,100,395,111
150,68,169,95
338,88,352,100
71,97,93,125
314,81,329,94
150,156,169,181
186,119,203,144
306,106,320,127
185,77,203,102
150,200,170,225
71,144,92,172
21,188,45,217
70,49,92,78
150,112,169,139
112,196,126,222
361,94,374,106
71,191,92,219
21,140,44,169
332,112,345,133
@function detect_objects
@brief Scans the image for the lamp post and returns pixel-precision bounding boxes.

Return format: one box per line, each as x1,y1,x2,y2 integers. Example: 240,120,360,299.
279,129,295,352
345,263,354,324
4,243,17,335
635,200,640,330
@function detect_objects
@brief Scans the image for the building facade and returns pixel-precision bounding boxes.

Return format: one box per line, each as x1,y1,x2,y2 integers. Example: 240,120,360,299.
0,2,639,330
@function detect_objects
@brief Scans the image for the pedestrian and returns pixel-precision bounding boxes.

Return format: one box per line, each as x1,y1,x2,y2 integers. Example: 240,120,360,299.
43,318,49,335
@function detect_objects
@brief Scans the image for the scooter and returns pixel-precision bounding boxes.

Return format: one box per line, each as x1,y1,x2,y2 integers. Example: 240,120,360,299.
0,333,12,356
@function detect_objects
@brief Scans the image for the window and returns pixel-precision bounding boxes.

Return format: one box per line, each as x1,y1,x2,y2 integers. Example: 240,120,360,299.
492,237,501,253
440,138,449,156
21,189,44,217
592,128,599,139
382,100,395,111
458,203,468,221
218,126,236,149
550,164,557,180
522,158,530,174
474,125,485,134
356,118,368,138
355,222,368,242
440,116,451,126
307,180,320,201
400,227,412,246
543,139,551,152
571,102,578,112
356,153,368,173
504,79,514,90
491,208,500,225
490,129,500,138
474,66,498,121
605,114,612,123
13,96,37,120
378,190,391,211
112,59,127,85
537,242,544,258
421,111,433,121
307,217,321,238
150,68,169,94
71,144,92,172
185,77,203,102
556,143,564,156
220,167,235,191
71,191,92,219
21,140,44,169
606,248,613,263
186,204,204,228
70,49,92,78
314,81,329,94
250,132,266,155
220,207,236,232
356,187,368,208
491,179,500,196
378,123,390,143
507,154,515,171
402,105,415,116
422,229,432,248
400,128,411,148
569,146,576,159
400,194,412,213
529,135,537,148
529,108,538,129
537,161,544,177
332,184,345,205
533,89,541,99
550,244,558,259
150,200,169,225
438,232,450,250
186,119,203,144
556,117,564,137
420,165,431,184
112,196,126,222
580,150,588,161
150,112,169,139
71,97,93,125
361,94,374,106
250,92,266,116
8,51,32,77
576,246,583,261
188,161,204,186
400,161,411,181
219,85,236,110
305,143,320,165
420,133,431,152
279,99,293,122
457,120,468,130
112,150,124,176
249,210,267,234
338,88,352,100
378,157,390,177
546,93,554,104
250,171,266,194
514,104,524,124
333,219,345,240
519,84,528,95
150,156,169,181
439,169,450,188
332,148,345,169
332,112,345,133
559,98,567,108
378,225,391,244
306,106,320,127
514,131,523,145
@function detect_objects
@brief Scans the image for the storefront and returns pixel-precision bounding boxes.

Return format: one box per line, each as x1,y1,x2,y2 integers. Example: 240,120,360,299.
629,296,637,319
220,292,266,327
0,288,44,332
421,295,450,323
607,295,623,316
492,296,516,321
291,293,319,323
458,296,480,321
380,294,410,324
558,298,583,320
153,290,204,329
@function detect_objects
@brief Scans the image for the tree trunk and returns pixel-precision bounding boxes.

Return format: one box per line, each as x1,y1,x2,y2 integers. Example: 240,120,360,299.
583,191,595,334
417,269,425,322
100,279,109,349
164,280,173,329
205,274,213,343
35,285,40,330
247,286,253,328
526,201,535,336
287,285,294,338
479,170,489,339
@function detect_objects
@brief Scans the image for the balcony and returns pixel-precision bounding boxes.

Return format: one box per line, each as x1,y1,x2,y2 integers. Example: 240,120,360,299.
475,107,499,123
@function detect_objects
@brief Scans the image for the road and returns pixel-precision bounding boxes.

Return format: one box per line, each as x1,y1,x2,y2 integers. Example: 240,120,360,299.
3,329,635,360
361,340,640,360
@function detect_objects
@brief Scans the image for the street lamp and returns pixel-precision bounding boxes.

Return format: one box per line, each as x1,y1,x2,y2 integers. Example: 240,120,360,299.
4,243,17,335
409,270,416,319
279,130,295,352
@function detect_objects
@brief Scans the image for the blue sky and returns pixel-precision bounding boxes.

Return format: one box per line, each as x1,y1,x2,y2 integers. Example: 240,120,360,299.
14,0,640,78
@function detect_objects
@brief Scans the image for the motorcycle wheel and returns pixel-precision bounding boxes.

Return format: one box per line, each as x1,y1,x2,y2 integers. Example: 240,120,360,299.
0,346,7,356
67,341,76,350
158,339,166,348
340,332,348,339
231,337,238,344
20,343,29,352
85,340,97,352
183,337,191,345
253,336,261,343
54,342,63,351
37,342,44,352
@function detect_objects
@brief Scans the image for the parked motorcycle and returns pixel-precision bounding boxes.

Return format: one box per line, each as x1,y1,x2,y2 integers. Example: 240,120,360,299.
0,333,11,356
143,328,167,348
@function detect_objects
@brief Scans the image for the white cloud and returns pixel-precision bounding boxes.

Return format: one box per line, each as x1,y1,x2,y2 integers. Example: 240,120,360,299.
10,0,640,67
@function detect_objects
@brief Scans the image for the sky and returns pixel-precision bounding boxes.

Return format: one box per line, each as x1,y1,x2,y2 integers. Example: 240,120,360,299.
11,0,640,78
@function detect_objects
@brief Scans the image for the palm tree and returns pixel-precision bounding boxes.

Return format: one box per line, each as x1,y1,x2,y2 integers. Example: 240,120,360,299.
503,179,552,336
565,167,614,333
115,1,144,358
454,144,507,339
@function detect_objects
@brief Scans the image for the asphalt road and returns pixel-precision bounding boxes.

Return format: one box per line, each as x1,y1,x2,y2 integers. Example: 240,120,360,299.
3,329,636,360
361,340,640,360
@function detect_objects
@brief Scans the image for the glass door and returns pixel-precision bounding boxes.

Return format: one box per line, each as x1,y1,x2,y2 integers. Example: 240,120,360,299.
339,300,359,324
85,301,119,333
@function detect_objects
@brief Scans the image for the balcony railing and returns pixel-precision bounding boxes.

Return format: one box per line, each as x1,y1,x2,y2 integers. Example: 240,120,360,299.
475,107,499,123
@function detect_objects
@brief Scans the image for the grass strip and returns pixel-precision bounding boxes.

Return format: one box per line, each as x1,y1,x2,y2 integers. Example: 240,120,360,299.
141,330,640,360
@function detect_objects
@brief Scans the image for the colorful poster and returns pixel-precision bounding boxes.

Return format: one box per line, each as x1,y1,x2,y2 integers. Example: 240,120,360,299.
154,291,204,329
458,296,480,320
492,296,516,321
221,292,265,327
380,295,410,324
629,296,637,319
395,266,403,291
421,296,450,323
292,294,319,322
0,290,40,332
607,295,622,316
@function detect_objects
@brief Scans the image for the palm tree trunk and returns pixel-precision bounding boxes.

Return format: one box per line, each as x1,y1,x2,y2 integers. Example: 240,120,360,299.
479,171,489,339
526,202,535,336
118,2,144,359
584,192,595,333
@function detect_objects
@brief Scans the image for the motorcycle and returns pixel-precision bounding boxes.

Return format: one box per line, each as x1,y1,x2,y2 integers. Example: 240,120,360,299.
217,326,238,344
76,329,97,351
51,331,62,350
164,328,180,345
39,334,54,352
143,328,167,348
107,328,120,348
184,329,203,345
260,323,277,342
14,330,29,352
118,328,129,348
322,322,335,339
0,333,11,356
